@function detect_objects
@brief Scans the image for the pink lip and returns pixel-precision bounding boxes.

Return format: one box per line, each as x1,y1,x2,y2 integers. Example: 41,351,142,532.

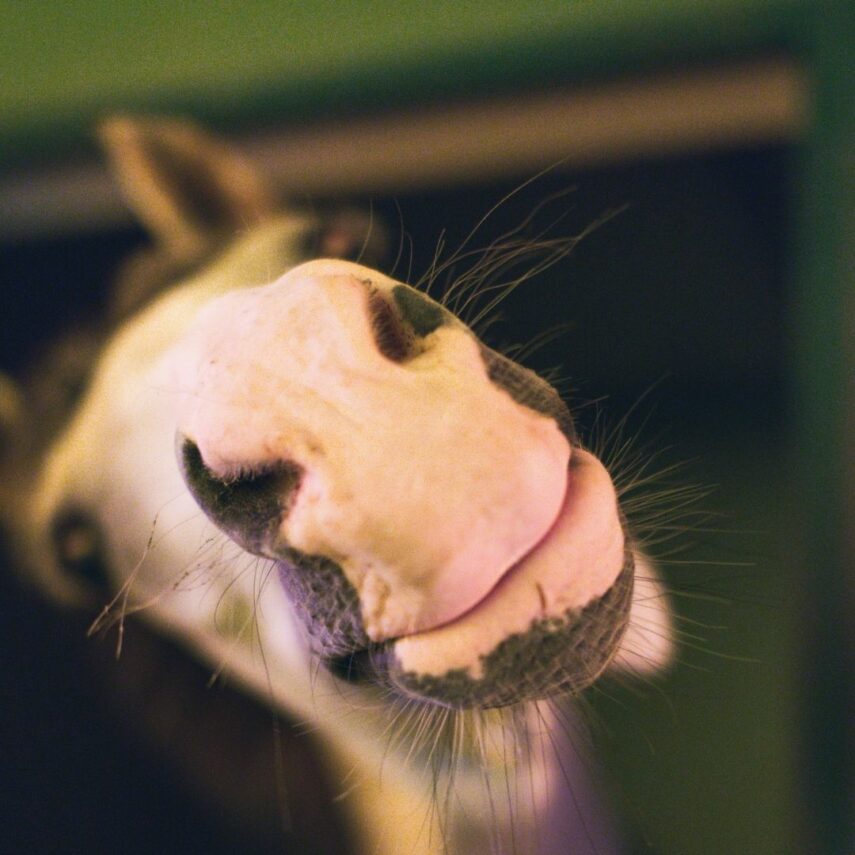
390,449,626,678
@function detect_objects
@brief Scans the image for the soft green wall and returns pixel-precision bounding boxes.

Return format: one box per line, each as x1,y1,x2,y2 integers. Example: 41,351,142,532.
1,1,805,165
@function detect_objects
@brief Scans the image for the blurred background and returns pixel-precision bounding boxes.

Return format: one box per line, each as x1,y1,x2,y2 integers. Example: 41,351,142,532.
1,3,851,854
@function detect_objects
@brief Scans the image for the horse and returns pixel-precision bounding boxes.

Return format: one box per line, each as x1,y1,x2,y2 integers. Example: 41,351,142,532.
1,117,672,854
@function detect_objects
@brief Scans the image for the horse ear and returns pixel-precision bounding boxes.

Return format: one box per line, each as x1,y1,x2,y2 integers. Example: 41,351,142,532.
98,116,277,257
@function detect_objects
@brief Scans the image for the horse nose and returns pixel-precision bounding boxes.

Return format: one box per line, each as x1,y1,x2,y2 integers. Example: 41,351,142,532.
170,260,571,646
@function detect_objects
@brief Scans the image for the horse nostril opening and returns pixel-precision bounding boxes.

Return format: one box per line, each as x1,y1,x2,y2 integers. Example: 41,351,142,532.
367,284,448,363
367,290,412,362
178,437,303,555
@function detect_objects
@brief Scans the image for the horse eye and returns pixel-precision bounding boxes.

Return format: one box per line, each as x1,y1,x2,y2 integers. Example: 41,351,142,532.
50,508,109,591
60,370,90,408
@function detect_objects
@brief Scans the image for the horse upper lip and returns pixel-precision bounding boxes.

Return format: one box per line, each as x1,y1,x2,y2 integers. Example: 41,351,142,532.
392,477,572,641
388,449,627,680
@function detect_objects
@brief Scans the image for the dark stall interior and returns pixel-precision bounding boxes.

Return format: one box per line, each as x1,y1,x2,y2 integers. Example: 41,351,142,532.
1,4,851,854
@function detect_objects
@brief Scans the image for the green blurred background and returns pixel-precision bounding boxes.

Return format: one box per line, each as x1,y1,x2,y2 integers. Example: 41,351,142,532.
1,3,851,854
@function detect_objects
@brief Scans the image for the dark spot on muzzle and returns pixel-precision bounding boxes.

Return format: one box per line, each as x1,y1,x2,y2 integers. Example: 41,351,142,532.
479,344,576,444
391,285,447,337
274,550,372,657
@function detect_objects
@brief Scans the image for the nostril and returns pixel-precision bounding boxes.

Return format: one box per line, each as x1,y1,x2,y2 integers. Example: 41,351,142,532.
366,284,449,363
178,437,303,555
367,290,412,362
